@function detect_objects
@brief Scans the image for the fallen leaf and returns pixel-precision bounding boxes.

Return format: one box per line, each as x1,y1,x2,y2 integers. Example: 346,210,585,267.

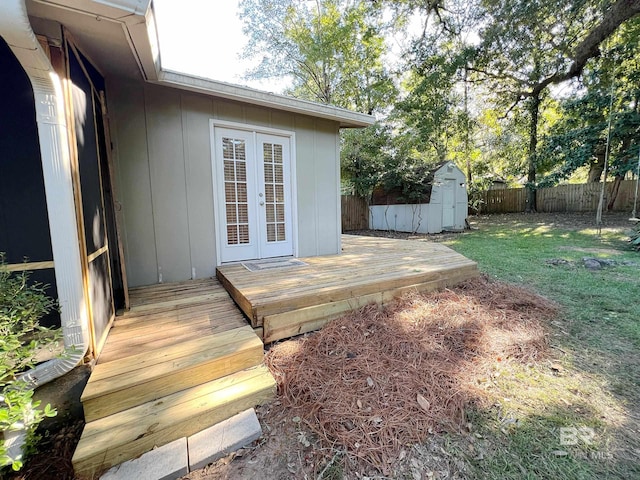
417,393,431,412
367,377,374,387
357,399,363,409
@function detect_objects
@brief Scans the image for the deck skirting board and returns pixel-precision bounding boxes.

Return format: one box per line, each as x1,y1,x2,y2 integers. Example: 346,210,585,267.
218,235,479,339
262,269,479,343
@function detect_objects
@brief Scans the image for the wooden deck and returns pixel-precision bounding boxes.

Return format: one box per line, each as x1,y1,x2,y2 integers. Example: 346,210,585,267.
72,279,276,479
72,236,477,477
217,234,479,343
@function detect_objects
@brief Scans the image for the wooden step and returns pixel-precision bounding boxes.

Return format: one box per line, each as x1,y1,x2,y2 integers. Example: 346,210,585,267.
72,364,276,479
262,269,479,343
82,326,264,422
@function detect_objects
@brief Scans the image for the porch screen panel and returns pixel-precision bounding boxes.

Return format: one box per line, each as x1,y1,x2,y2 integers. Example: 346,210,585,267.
69,43,114,348
262,142,286,242
223,138,250,245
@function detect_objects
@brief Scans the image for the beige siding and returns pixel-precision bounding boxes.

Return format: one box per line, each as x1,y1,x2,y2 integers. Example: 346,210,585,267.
144,86,192,283
181,94,217,280
108,82,157,287
314,120,340,255
108,80,342,287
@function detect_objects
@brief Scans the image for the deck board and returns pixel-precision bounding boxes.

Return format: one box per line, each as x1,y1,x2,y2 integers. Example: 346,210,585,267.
217,235,479,339
97,278,248,364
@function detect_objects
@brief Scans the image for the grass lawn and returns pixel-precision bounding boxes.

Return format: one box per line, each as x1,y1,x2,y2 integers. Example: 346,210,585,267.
442,213,640,480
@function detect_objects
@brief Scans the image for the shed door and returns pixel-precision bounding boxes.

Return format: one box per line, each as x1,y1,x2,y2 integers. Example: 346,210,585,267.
214,128,294,263
442,178,456,229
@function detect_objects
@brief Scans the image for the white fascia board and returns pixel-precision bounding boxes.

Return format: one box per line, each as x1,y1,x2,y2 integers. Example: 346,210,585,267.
32,0,149,19
156,70,375,128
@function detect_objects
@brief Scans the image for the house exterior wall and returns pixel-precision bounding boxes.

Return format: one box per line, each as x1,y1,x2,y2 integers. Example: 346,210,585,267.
108,80,341,287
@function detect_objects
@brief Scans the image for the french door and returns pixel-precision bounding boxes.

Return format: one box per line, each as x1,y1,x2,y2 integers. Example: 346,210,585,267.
213,127,294,263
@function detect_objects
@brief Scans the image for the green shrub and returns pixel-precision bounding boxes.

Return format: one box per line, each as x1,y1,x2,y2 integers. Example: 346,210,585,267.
1,255,59,471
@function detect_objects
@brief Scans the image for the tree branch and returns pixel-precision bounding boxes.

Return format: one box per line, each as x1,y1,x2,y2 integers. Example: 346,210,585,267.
526,0,640,97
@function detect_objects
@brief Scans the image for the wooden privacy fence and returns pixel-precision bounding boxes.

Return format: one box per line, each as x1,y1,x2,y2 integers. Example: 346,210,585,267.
483,188,527,214
483,180,638,214
342,195,369,231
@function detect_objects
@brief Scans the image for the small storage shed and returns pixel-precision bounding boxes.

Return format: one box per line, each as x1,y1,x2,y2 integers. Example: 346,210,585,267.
369,162,468,233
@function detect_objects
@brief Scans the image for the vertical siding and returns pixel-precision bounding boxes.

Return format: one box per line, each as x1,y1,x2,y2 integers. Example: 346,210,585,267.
110,81,342,287
108,81,158,287
314,120,340,255
293,116,318,256
244,105,271,127
144,85,191,283
181,94,217,279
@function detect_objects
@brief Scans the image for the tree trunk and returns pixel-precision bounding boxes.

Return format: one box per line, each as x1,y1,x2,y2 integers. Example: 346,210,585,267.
607,175,623,210
464,68,472,183
525,94,540,213
588,145,606,182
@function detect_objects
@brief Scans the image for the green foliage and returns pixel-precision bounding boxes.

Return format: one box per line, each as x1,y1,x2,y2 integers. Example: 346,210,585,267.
341,124,443,202
341,124,391,198
240,0,640,210
446,217,640,478
239,0,396,113
394,47,466,163
539,18,640,186
1,255,59,471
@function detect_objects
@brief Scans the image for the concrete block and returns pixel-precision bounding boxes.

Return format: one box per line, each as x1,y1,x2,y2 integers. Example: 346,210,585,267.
100,437,188,480
187,408,263,471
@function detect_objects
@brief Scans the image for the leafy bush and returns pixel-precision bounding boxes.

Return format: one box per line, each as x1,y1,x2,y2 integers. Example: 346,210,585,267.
1,255,59,471
630,222,640,251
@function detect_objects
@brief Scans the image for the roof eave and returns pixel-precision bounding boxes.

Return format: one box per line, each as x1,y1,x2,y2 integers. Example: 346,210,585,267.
155,70,375,128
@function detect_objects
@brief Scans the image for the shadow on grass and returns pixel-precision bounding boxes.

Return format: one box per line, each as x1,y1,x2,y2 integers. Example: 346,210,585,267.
459,401,640,480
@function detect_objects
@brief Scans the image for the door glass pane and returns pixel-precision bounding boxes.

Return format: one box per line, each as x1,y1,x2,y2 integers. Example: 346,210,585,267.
223,137,250,245
262,142,286,243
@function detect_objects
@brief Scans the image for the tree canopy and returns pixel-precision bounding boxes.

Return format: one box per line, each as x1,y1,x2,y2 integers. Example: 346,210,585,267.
238,0,640,207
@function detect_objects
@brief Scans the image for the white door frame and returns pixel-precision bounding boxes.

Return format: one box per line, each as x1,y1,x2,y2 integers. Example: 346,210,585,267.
210,119,298,265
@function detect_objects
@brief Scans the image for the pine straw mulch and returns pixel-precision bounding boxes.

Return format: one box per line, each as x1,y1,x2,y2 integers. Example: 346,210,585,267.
265,275,558,474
